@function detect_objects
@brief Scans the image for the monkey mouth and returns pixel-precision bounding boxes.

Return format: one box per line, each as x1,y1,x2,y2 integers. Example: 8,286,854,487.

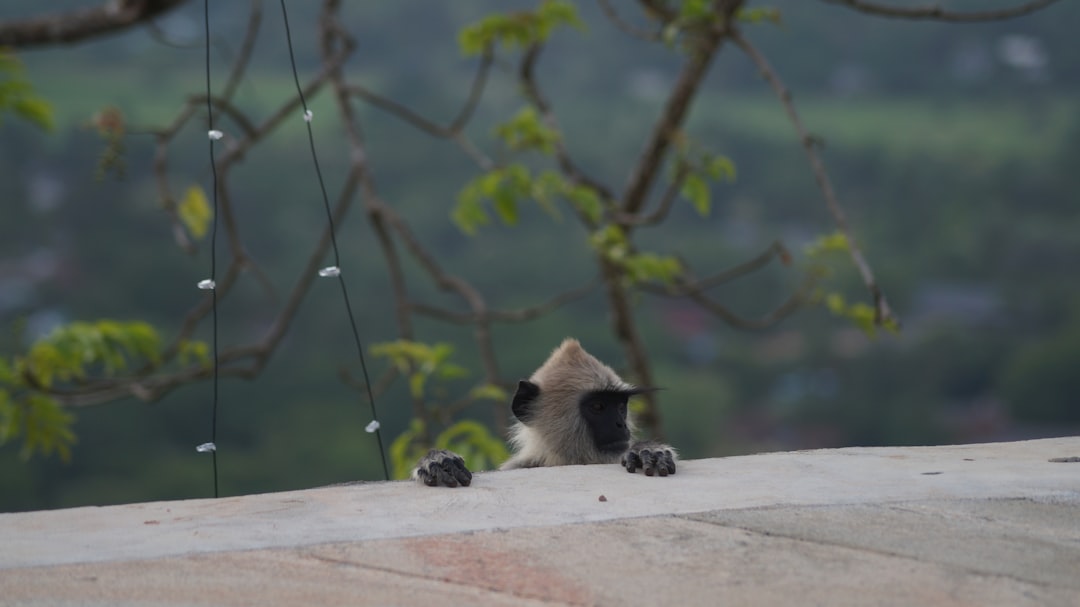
598,440,629,454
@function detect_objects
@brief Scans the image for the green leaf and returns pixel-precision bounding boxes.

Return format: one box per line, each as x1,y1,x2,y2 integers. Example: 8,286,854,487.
452,186,492,235
434,420,509,471
0,359,14,386
623,252,683,285
371,340,471,399
389,418,429,480
178,185,213,240
805,231,850,258
494,107,560,154
178,339,211,366
0,389,15,442
0,50,54,132
12,97,54,131
821,293,896,337
18,320,164,390
458,0,583,56
589,225,630,262
565,184,604,224
531,170,566,221
679,0,713,21
469,383,510,403
681,173,711,217
493,190,519,226
15,394,76,462
452,164,535,234
408,372,427,399
704,154,737,182
737,7,783,25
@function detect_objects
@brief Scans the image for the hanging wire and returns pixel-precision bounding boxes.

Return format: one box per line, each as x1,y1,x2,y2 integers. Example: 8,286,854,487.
278,0,390,481
201,0,222,498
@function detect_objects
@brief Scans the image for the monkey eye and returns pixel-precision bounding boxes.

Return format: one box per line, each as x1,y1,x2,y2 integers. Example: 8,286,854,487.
590,401,605,413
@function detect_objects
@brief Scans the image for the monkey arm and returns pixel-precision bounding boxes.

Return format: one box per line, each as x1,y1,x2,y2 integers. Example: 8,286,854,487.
412,449,473,487
621,440,678,477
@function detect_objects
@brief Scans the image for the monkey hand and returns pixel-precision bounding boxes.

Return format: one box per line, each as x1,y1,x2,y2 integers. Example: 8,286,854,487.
621,440,677,477
412,449,473,487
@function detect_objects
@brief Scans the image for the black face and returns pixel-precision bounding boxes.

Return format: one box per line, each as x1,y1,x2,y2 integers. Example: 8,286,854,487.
579,390,631,453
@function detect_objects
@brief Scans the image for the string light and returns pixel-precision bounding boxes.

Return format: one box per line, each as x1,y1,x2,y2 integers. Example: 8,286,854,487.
278,0,389,480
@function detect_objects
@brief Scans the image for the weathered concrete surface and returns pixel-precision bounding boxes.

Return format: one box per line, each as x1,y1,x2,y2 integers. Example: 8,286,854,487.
2,437,1078,606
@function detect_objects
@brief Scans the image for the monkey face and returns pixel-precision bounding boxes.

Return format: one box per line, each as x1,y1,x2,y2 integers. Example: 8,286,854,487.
578,390,631,454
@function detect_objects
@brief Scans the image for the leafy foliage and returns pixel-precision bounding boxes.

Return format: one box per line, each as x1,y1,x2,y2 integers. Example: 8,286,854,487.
0,320,170,461
454,165,606,234
495,107,560,154
458,0,583,56
389,418,509,480
589,225,683,285
370,340,469,399
376,340,510,479
0,391,74,462
0,50,53,131
803,231,899,335
736,7,783,25
804,230,851,258
673,137,737,217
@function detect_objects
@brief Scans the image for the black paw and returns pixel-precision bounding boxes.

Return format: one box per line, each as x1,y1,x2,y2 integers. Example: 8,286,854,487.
621,441,677,477
413,449,473,487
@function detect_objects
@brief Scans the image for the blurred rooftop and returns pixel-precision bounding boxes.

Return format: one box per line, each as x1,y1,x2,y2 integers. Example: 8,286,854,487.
2,437,1078,606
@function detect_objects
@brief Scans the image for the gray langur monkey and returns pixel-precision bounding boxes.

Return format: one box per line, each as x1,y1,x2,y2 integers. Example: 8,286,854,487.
413,338,678,487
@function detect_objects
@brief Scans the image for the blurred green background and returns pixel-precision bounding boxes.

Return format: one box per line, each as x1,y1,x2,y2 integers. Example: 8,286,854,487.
1,1,1077,511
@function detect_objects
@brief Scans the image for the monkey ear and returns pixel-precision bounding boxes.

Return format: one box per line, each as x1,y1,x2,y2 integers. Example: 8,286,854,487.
511,380,540,424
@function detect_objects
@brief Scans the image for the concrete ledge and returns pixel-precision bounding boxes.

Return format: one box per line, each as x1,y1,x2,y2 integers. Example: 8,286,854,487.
2,438,1079,606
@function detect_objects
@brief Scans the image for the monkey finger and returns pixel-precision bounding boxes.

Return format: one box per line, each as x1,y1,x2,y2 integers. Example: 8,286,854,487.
623,450,642,473
450,458,473,487
436,463,461,488
662,452,677,476
640,449,658,477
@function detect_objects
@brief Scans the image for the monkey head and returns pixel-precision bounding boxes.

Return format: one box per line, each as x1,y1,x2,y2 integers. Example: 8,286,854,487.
503,338,650,468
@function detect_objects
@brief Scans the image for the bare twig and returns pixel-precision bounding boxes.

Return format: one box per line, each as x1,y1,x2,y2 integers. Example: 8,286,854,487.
669,272,816,331
819,0,1062,22
731,28,897,327
614,162,689,227
672,241,791,294
220,0,263,100
409,279,599,324
597,0,662,42
519,44,617,208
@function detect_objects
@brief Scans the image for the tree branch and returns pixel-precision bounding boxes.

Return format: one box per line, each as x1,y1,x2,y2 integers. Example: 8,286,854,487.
596,0,662,42
621,26,724,214
819,0,1062,22
0,0,190,48
730,28,898,327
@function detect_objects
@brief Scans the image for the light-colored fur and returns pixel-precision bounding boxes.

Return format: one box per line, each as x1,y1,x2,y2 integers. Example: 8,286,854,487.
500,338,637,470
